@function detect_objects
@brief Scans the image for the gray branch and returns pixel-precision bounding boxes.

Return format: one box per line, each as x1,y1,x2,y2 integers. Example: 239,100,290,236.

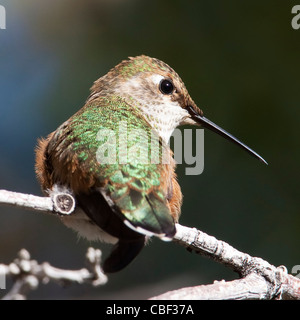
150,273,269,300
150,224,300,300
0,248,107,300
1,188,300,300
0,189,75,215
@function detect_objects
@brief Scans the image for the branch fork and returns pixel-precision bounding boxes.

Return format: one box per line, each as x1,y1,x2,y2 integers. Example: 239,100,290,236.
1,188,300,300
0,247,107,300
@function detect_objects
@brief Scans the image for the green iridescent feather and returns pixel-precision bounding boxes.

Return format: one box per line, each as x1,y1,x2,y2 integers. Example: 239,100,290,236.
54,94,174,236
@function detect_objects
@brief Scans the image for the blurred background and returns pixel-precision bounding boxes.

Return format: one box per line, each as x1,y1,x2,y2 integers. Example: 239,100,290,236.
0,0,299,299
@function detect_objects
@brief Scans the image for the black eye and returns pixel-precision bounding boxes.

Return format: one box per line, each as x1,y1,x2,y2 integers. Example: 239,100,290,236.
159,79,174,95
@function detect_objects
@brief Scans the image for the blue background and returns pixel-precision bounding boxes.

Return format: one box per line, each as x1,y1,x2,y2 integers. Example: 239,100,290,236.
0,0,300,299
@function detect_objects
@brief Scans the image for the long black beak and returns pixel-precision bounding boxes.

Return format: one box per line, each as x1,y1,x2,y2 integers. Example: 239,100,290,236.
187,106,268,165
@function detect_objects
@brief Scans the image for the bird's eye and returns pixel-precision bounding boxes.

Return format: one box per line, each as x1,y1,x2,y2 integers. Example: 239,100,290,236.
159,79,174,95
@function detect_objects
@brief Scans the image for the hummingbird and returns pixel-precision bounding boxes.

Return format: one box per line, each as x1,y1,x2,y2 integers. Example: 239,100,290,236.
35,55,267,273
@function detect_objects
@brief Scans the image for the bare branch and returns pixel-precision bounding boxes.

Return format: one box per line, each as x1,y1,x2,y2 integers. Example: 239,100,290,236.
0,189,53,213
0,248,107,300
150,273,269,300
0,189,75,215
150,224,300,300
1,188,300,300
173,224,276,277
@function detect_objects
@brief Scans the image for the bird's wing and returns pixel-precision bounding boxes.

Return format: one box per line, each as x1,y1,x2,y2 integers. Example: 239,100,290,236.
47,95,176,240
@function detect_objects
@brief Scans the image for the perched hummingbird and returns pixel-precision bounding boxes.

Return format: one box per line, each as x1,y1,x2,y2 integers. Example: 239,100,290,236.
35,55,267,273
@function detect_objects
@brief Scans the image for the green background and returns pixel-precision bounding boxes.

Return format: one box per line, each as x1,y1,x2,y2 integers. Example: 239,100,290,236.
0,0,299,299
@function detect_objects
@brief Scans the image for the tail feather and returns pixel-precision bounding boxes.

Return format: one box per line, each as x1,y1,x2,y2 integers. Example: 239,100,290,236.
103,238,145,273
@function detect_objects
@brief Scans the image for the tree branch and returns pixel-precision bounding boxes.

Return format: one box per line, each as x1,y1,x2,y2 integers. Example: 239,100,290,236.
150,224,300,300
150,273,269,300
1,188,300,300
0,189,75,215
0,248,107,300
